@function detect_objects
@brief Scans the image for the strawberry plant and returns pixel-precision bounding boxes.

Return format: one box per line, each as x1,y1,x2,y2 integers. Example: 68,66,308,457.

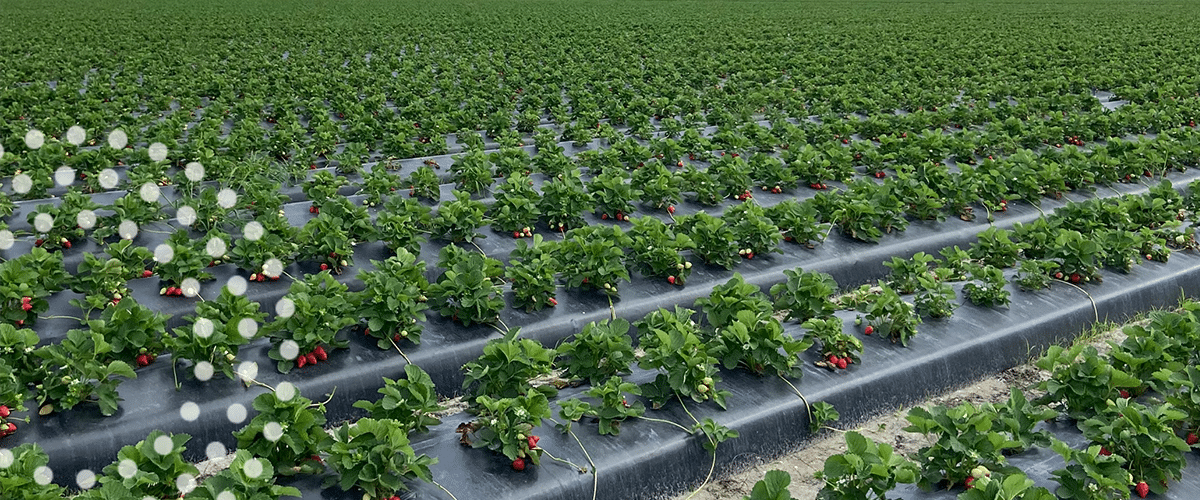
506,234,560,311
903,403,1023,491
489,173,541,234
185,451,302,500
742,470,794,500
803,317,862,370
431,189,486,242
724,201,783,259
323,417,438,498
175,186,232,233
96,430,198,499
632,160,682,209
69,253,133,314
681,165,724,206
233,389,328,476
712,310,811,377
913,274,958,319
557,318,636,385
94,191,164,240
963,265,1011,308
265,271,356,373
25,189,97,250
360,165,404,206
695,273,773,330
463,328,557,403
428,245,504,326
1051,442,1134,500
558,224,631,296
377,195,431,257
302,170,349,207
458,393,551,469
765,198,828,248
1012,259,1058,291
1033,344,1140,420
167,288,264,381
589,169,639,220
1048,229,1103,283
1,247,68,327
231,214,299,280
883,252,936,294
635,306,730,409
957,472,1056,500
749,153,796,192
557,375,645,436
676,211,739,269
353,364,445,434
32,329,136,416
297,213,355,272
319,196,377,243
0,443,64,499
450,149,494,195
1079,398,1190,496
626,215,694,285
813,431,919,500
155,229,220,292
862,284,921,346
538,169,593,230
357,250,430,348
770,268,837,322
85,298,168,365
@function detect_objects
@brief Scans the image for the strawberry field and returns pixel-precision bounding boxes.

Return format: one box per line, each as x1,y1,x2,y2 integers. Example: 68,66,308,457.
3,0,1200,498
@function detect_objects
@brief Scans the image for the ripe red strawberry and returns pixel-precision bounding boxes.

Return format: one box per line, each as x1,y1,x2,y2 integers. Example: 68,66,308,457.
1186,433,1198,445
1099,447,1112,456
296,355,307,368
827,354,838,364
667,276,676,285
965,477,975,489
142,269,153,278
63,240,72,249
836,358,848,370
35,239,44,247
306,353,318,366
0,405,9,418
513,231,521,238
667,205,675,214
547,297,558,306
1070,273,1081,283
1119,389,1130,398
21,303,32,312
512,458,526,471
313,346,327,361
136,354,150,367
864,325,874,335
527,435,540,449
1054,272,1063,280
1136,482,1149,498
601,213,608,220
320,263,329,271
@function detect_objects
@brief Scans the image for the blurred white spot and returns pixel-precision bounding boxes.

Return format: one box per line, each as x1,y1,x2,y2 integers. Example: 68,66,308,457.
153,435,174,455
176,473,197,495
12,174,32,194
98,168,119,189
139,182,161,203
205,441,227,461
275,381,297,402
77,210,97,230
33,213,54,233
237,318,258,339
181,277,201,297
193,318,214,339
108,129,128,150
217,491,235,500
117,458,138,478
0,143,4,157
275,296,295,318
119,220,139,240
154,244,174,264
279,340,299,360
262,258,283,278
227,403,247,424
235,361,258,384
225,275,247,296
55,166,76,186
206,237,227,258
25,129,45,149
76,469,96,489
66,126,86,146
263,422,283,442
242,457,264,478
0,448,13,468
216,188,238,209
184,162,204,182
0,231,13,250
33,465,53,485
180,402,200,422
176,205,197,226
148,142,168,162
193,361,214,381
243,221,264,241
